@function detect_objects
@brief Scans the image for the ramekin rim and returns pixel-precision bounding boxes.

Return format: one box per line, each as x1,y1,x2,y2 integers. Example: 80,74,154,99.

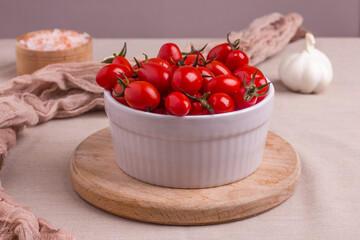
104,80,274,120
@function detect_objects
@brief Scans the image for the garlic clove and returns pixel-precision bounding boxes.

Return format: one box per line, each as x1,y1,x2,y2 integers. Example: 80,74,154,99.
312,49,333,93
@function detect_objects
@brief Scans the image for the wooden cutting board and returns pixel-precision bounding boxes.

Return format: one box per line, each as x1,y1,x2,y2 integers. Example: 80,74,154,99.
70,128,300,225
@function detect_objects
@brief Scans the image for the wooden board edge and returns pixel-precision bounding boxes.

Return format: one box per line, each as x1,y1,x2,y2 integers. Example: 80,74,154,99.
69,149,301,225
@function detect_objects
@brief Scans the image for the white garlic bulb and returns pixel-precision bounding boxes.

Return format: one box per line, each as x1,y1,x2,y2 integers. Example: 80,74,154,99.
279,33,333,94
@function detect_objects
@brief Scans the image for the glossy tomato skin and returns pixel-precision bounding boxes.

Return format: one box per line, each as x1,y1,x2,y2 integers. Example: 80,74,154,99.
167,65,179,84
112,85,127,105
183,53,205,66
111,77,135,105
231,87,257,110
124,81,160,111
188,93,209,115
135,58,171,69
96,64,133,90
191,52,204,59
204,60,232,76
112,56,133,73
151,107,168,114
165,92,191,116
148,58,171,68
206,43,232,63
197,67,215,93
138,62,170,93
189,101,207,115
203,75,240,95
225,50,249,72
171,66,202,95
207,93,235,114
157,43,182,65
233,65,268,95
158,90,172,108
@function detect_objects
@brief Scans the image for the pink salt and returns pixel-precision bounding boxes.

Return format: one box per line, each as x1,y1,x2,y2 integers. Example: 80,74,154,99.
19,29,90,51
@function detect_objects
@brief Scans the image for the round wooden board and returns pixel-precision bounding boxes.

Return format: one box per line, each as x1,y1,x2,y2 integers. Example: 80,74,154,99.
70,128,301,225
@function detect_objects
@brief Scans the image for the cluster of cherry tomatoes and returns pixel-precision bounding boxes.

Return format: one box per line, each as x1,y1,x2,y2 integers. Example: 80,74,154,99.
96,35,271,116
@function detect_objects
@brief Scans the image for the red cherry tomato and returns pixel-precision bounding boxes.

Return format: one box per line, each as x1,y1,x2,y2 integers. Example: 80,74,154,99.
197,67,215,93
102,43,131,74
171,66,202,95
233,65,268,98
167,65,179,84
157,90,172,108
183,53,205,66
182,43,206,59
206,43,232,64
124,81,160,111
112,56,133,74
112,87,127,106
151,108,168,114
204,60,232,76
165,92,191,116
189,101,207,115
187,93,208,115
225,50,249,72
148,58,171,68
96,64,133,90
206,34,241,63
112,77,135,105
132,63,140,71
203,75,240,95
158,43,182,65
231,87,257,110
207,93,235,114
138,62,170,93
190,52,204,59
135,58,171,69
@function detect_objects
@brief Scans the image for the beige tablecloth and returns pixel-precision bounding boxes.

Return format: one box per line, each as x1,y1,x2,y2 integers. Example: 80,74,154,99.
0,38,359,239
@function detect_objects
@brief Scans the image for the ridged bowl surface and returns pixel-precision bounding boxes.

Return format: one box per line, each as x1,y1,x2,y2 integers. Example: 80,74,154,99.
104,84,274,188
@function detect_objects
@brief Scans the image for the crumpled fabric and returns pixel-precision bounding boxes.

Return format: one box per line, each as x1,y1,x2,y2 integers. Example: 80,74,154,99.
201,12,305,65
0,62,103,240
0,183,76,240
0,12,305,240
0,62,104,162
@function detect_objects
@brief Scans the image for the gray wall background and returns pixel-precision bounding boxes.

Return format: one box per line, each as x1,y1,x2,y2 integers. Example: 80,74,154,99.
0,0,359,38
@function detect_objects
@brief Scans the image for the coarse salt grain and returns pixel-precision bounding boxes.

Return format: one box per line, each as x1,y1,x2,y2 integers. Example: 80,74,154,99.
19,29,90,51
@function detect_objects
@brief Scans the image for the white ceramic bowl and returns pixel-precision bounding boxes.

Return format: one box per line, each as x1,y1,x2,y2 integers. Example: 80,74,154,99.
104,84,274,188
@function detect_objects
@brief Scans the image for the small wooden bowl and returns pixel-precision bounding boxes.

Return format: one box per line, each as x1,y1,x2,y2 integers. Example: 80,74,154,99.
15,30,93,75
